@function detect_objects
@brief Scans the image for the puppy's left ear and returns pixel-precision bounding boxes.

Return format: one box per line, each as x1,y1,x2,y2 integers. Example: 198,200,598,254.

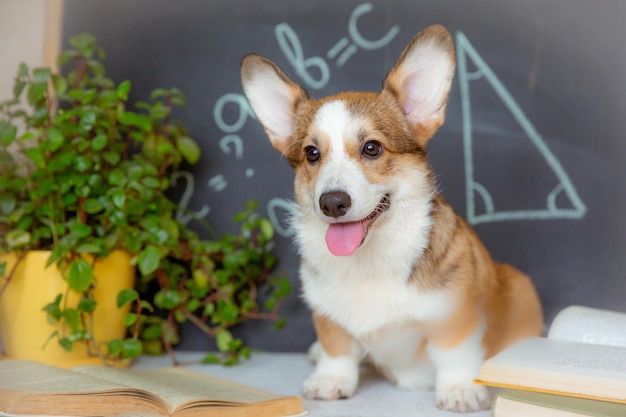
383,25,455,145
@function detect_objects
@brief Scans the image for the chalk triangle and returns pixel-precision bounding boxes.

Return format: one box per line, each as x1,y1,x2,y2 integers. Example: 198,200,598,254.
456,31,587,224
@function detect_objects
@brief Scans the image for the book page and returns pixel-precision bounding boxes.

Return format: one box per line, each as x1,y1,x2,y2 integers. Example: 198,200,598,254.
0,360,166,416
477,337,626,402
76,366,286,412
548,305,626,347
0,360,130,394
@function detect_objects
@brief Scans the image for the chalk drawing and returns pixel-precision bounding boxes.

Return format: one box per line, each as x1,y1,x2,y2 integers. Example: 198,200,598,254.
278,2,399,89
213,93,255,133
170,171,210,225
330,2,400,67
267,198,297,238
208,174,227,192
276,23,330,90
456,31,587,224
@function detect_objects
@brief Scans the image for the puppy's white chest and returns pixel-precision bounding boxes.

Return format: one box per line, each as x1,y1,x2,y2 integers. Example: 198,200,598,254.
301,259,455,338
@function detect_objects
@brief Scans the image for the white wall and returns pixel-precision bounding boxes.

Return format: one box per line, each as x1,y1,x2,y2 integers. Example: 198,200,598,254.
0,0,62,102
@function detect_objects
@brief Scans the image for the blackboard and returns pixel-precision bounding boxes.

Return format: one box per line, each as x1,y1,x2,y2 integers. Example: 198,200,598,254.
63,0,626,352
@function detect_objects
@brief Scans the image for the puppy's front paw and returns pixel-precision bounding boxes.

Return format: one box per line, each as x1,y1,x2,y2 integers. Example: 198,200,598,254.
303,371,358,400
436,383,490,413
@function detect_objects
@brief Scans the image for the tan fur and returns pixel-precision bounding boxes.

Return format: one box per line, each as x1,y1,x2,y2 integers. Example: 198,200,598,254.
312,312,360,357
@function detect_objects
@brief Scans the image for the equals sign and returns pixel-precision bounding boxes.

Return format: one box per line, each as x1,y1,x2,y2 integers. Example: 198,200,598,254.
208,174,227,192
327,37,358,67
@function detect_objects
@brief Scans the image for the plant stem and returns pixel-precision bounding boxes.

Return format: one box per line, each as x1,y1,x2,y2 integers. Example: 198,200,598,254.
0,252,26,298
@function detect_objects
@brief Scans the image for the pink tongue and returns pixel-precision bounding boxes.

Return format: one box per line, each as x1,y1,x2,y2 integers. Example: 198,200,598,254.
325,222,365,256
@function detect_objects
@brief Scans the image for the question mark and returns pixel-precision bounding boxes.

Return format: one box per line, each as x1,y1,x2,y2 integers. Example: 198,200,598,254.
219,135,254,178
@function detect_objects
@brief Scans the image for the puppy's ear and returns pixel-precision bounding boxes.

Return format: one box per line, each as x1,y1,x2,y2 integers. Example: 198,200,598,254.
241,54,308,153
383,25,455,145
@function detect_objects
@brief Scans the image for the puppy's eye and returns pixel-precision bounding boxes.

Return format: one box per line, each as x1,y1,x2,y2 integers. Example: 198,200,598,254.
304,145,320,162
362,141,382,158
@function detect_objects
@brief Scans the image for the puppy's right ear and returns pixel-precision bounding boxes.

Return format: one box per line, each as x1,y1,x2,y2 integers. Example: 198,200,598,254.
241,54,308,153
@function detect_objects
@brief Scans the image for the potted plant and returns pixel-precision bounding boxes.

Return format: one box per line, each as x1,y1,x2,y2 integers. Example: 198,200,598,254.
0,34,289,367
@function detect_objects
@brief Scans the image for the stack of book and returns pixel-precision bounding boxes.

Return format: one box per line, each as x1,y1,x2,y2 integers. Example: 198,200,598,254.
476,305,626,417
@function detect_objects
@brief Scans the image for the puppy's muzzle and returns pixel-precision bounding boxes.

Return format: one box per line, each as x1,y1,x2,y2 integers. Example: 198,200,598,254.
319,190,351,218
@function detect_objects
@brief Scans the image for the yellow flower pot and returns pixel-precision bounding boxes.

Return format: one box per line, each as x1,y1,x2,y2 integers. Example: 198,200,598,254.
0,250,135,368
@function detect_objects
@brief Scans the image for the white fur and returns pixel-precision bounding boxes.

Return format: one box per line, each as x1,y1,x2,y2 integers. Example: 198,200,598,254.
427,317,490,412
312,101,388,222
391,38,455,127
303,340,363,400
241,68,295,148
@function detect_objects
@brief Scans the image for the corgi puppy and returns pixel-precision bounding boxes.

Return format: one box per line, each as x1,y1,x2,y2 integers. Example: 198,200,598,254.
241,25,543,413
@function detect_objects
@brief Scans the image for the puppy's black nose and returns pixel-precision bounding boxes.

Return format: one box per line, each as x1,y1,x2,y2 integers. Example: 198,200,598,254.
319,191,351,218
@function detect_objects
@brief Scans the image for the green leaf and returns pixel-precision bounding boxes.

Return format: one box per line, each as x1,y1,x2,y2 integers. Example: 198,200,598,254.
121,338,143,358
111,188,126,208
67,259,94,293
176,136,201,164
47,127,64,151
192,269,209,289
117,288,138,308
76,243,101,254
70,223,92,238
220,303,239,322
141,176,160,189
107,339,123,357
6,229,30,248
78,298,97,313
154,289,183,309
259,218,274,240
58,50,78,66
24,148,45,168
0,121,17,147
141,324,162,340
43,294,62,321
216,329,233,352
91,134,107,151
69,33,96,58
59,338,73,352
138,245,160,276
33,67,52,83
0,262,6,277
103,152,121,166
125,199,145,217
0,193,16,215
119,111,151,131
273,318,286,331
117,80,131,100
27,82,47,105
124,313,137,326
83,198,103,214
107,168,125,186
201,353,221,364
62,308,81,331
51,74,67,95
13,80,27,99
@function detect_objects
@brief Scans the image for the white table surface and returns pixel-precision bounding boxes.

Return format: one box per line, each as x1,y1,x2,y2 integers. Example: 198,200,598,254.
133,352,493,417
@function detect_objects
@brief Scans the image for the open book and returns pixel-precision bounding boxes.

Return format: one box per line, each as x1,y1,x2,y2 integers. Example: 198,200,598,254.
475,305,626,404
0,359,305,417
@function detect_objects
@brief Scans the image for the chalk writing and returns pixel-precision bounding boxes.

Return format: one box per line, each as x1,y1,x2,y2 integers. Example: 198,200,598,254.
327,2,400,67
456,31,587,224
278,2,399,87
275,23,330,90
204,2,399,237
267,198,297,238
213,93,255,133
170,171,210,226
